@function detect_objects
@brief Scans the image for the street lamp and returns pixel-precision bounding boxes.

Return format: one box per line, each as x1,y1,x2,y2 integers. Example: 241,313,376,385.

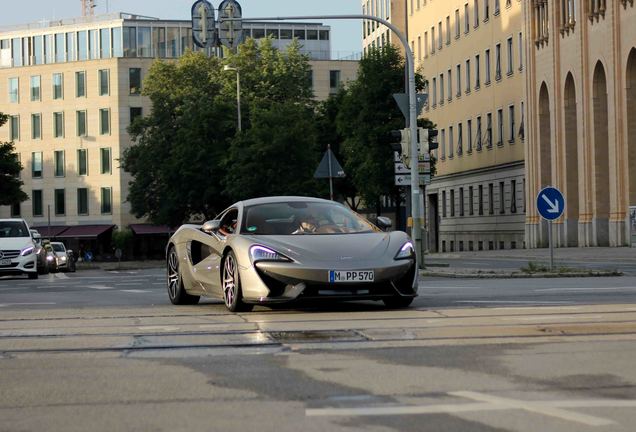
223,65,242,131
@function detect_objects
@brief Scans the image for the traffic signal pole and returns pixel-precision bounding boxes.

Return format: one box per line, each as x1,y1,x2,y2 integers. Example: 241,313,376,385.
234,14,424,268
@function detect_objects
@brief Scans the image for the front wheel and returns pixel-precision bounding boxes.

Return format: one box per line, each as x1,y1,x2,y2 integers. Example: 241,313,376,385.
222,251,253,313
167,247,200,305
383,296,413,309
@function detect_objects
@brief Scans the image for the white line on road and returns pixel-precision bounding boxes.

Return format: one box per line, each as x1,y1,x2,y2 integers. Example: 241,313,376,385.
454,300,573,305
120,289,152,293
0,302,56,307
534,287,636,292
54,273,69,279
138,326,181,332
87,285,113,290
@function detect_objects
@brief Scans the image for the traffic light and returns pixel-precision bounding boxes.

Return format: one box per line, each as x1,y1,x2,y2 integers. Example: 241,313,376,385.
428,128,439,151
417,127,439,156
383,128,411,167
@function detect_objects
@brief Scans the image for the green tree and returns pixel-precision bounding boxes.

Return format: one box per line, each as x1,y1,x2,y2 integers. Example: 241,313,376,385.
0,113,28,206
121,52,236,226
335,46,425,216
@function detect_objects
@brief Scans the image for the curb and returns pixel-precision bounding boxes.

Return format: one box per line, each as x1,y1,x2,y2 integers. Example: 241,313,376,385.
421,270,623,279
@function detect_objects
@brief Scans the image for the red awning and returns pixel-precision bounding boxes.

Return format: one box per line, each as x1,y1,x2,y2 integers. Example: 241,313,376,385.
32,226,69,238
57,225,115,239
129,224,174,235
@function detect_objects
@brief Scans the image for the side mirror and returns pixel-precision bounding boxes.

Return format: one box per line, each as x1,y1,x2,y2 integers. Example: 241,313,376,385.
202,220,221,234
376,216,392,231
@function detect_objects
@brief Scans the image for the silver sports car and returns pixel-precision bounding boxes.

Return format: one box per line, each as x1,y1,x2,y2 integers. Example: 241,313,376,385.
166,196,418,312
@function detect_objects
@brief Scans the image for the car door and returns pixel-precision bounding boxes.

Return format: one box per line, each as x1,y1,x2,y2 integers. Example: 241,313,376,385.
190,208,239,297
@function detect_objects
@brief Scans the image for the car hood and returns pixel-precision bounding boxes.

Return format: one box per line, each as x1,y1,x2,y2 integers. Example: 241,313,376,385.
54,252,67,257
243,233,394,263
0,238,34,251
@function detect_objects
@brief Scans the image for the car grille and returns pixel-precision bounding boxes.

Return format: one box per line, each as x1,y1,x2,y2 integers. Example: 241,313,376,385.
0,250,20,259
300,281,397,299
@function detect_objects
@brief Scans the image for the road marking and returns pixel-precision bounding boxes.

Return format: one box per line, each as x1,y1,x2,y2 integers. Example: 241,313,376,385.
454,300,573,305
87,285,113,290
54,273,70,279
0,302,56,307
138,326,180,332
120,289,152,293
308,391,629,426
450,391,614,427
534,287,636,292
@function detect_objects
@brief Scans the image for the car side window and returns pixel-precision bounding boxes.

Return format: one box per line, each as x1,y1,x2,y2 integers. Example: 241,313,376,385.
219,209,239,235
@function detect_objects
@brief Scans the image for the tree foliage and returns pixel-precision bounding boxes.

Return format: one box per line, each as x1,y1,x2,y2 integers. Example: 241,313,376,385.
0,113,28,206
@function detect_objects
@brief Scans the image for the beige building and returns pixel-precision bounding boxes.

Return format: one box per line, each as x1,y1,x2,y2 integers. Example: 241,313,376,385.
0,13,358,252
362,0,407,54
524,0,636,247
408,0,526,252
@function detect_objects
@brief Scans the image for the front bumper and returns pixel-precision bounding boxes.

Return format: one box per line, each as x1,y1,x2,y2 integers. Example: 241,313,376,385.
240,259,417,304
0,253,37,276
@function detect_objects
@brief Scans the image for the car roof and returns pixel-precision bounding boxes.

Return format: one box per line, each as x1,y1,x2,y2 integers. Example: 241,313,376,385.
238,196,336,207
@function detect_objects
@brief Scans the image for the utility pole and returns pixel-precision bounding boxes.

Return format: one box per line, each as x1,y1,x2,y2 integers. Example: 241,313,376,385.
81,0,96,17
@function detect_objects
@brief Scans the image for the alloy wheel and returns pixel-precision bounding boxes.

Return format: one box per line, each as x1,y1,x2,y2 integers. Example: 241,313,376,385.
223,254,237,308
167,249,180,299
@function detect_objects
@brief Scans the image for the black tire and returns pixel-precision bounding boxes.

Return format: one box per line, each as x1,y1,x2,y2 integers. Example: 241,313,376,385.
28,272,38,280
167,246,200,305
383,296,414,309
222,251,253,313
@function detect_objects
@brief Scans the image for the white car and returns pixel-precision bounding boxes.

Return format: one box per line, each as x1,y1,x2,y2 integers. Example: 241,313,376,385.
0,219,38,279
50,242,76,272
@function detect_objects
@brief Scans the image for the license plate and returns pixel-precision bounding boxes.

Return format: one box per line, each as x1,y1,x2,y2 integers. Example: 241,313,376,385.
329,270,374,283
0,259,11,266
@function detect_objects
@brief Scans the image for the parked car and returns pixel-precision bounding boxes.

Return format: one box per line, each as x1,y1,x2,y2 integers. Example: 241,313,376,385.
50,242,76,272
30,231,50,275
0,218,38,279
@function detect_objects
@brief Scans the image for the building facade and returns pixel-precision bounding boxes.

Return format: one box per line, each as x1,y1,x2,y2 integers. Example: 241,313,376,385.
362,0,407,54
524,0,636,247
0,13,358,250
408,0,526,252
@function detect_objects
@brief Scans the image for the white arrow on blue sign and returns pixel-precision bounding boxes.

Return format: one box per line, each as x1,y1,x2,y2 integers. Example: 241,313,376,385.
536,186,565,221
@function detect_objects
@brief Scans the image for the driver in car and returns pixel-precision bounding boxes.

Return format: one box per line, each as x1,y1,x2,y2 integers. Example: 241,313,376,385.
292,214,319,234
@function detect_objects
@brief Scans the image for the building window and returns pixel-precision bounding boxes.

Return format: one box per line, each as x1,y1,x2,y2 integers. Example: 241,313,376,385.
518,32,523,70
441,128,446,159
469,186,474,215
431,27,435,54
507,37,513,74
424,33,428,58
329,70,341,92
497,108,504,145
486,113,493,148
32,190,43,217
474,0,480,26
439,73,445,103
494,0,500,15
478,184,484,215
123,27,137,57
438,22,443,50
484,0,490,21
101,187,112,214
446,16,451,44
464,3,470,33
89,29,98,60
54,189,65,216
442,190,447,217
459,187,465,216
130,107,143,124
78,30,88,60
495,43,502,80
53,112,64,138
432,77,437,106
455,9,461,38
520,101,525,141
53,73,63,99
456,64,461,96
476,116,482,150
100,148,111,174
31,114,41,140
31,152,42,178
475,54,481,88
457,122,463,155
488,183,494,214
534,0,550,45
9,115,19,141
465,59,471,93
511,179,517,213
499,181,505,214
11,202,20,217
137,27,151,57
129,68,142,95
417,36,422,61
467,119,473,152
560,0,576,32
76,71,86,97
77,149,88,176
450,189,456,216
54,150,65,177
449,126,454,158
485,49,491,84
9,77,19,103
447,69,452,101
76,110,87,136
77,188,89,215
100,108,111,135
509,105,515,142
30,76,41,101
99,69,109,96
100,28,111,58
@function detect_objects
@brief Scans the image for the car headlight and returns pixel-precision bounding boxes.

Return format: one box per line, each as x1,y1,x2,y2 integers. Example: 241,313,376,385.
394,241,415,260
20,246,35,256
60,256,67,261
47,255,55,261
249,245,291,264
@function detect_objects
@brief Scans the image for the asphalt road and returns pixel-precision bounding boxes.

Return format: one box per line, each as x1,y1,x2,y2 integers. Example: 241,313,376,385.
1,269,636,431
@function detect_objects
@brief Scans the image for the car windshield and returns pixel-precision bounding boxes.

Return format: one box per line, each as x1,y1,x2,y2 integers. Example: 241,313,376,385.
0,221,30,238
241,201,377,235
52,243,65,252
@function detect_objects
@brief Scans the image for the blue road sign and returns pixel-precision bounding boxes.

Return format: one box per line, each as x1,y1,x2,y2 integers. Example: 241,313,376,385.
537,186,565,221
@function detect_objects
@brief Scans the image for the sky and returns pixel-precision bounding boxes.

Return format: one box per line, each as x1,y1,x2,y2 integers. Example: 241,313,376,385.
0,0,362,57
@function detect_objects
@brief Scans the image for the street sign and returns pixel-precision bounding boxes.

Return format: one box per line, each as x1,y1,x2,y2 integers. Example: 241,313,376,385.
218,0,244,49
394,174,430,186
536,186,565,221
191,0,216,48
393,93,428,121
394,160,410,174
418,161,430,173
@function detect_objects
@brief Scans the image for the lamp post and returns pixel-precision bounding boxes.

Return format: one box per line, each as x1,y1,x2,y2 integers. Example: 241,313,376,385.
223,65,242,131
